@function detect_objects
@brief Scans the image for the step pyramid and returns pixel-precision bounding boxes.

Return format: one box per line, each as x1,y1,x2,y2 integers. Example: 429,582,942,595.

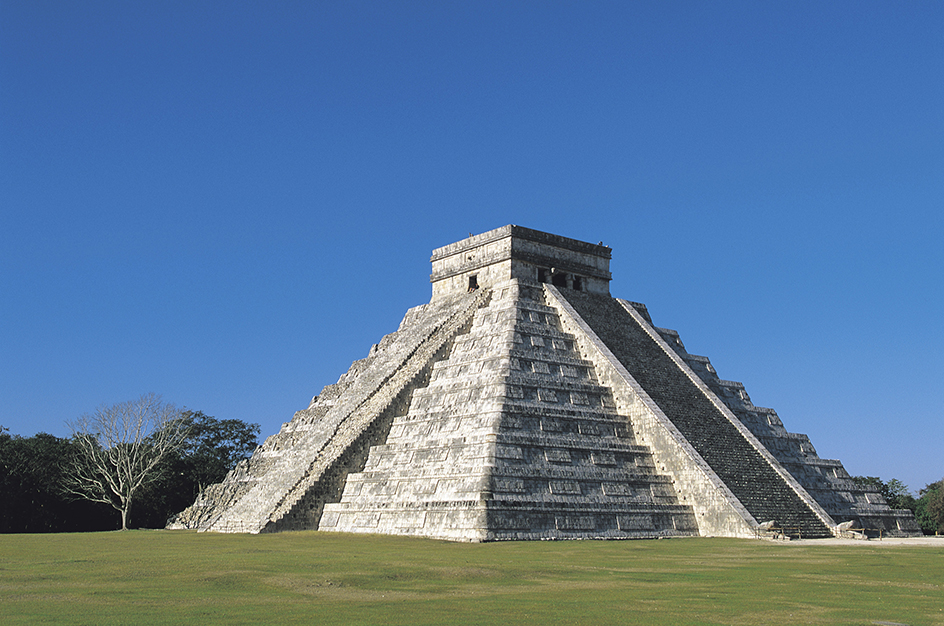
169,225,920,540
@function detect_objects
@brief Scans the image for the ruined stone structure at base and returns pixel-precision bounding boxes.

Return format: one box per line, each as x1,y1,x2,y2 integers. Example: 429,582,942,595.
169,226,921,540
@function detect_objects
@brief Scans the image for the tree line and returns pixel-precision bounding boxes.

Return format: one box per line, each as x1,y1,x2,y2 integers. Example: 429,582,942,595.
2,394,941,535
1,395,259,533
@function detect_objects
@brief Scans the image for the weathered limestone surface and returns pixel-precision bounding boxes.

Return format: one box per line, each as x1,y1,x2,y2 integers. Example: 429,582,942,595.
170,225,920,539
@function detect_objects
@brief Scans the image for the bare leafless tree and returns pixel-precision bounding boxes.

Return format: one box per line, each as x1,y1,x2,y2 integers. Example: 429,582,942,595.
65,393,190,530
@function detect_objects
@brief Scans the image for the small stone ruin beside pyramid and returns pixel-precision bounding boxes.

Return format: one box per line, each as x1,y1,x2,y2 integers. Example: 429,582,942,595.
169,225,920,540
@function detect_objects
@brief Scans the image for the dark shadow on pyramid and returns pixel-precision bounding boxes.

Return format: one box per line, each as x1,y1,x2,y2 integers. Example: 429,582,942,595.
169,226,921,540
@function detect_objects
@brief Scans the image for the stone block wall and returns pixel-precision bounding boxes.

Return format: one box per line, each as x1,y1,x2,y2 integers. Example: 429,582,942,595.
431,225,612,299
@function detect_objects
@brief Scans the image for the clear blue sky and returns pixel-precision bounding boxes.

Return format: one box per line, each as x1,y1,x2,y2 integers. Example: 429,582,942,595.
2,2,941,493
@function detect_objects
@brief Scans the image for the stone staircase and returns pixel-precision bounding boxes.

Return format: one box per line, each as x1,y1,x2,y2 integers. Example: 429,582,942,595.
561,291,834,538
263,288,492,531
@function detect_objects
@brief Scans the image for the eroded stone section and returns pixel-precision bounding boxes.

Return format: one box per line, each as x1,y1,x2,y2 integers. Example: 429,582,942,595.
169,289,489,533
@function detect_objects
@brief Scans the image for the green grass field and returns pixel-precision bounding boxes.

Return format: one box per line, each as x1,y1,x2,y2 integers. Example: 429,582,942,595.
1,531,941,625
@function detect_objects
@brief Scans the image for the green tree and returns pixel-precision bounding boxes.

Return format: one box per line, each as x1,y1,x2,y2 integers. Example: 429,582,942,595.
0,427,115,532
914,480,944,535
882,478,916,511
174,410,261,491
133,411,260,528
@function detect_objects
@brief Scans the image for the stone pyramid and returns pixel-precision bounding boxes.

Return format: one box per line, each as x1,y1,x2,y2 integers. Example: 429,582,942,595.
170,226,920,540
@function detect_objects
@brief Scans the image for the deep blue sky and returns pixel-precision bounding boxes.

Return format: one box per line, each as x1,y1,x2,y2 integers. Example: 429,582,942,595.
2,2,941,493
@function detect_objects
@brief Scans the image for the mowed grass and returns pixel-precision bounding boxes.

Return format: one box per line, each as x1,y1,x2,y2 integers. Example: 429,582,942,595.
1,532,942,625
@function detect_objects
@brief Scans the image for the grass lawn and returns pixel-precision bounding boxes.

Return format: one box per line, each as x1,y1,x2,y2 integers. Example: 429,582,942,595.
1,531,941,625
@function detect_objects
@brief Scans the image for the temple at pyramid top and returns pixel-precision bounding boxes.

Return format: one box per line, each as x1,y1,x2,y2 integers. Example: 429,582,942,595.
170,225,920,541
431,225,612,298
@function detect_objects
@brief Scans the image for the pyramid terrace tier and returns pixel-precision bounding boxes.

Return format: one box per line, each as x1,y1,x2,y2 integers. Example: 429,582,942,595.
321,500,698,541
